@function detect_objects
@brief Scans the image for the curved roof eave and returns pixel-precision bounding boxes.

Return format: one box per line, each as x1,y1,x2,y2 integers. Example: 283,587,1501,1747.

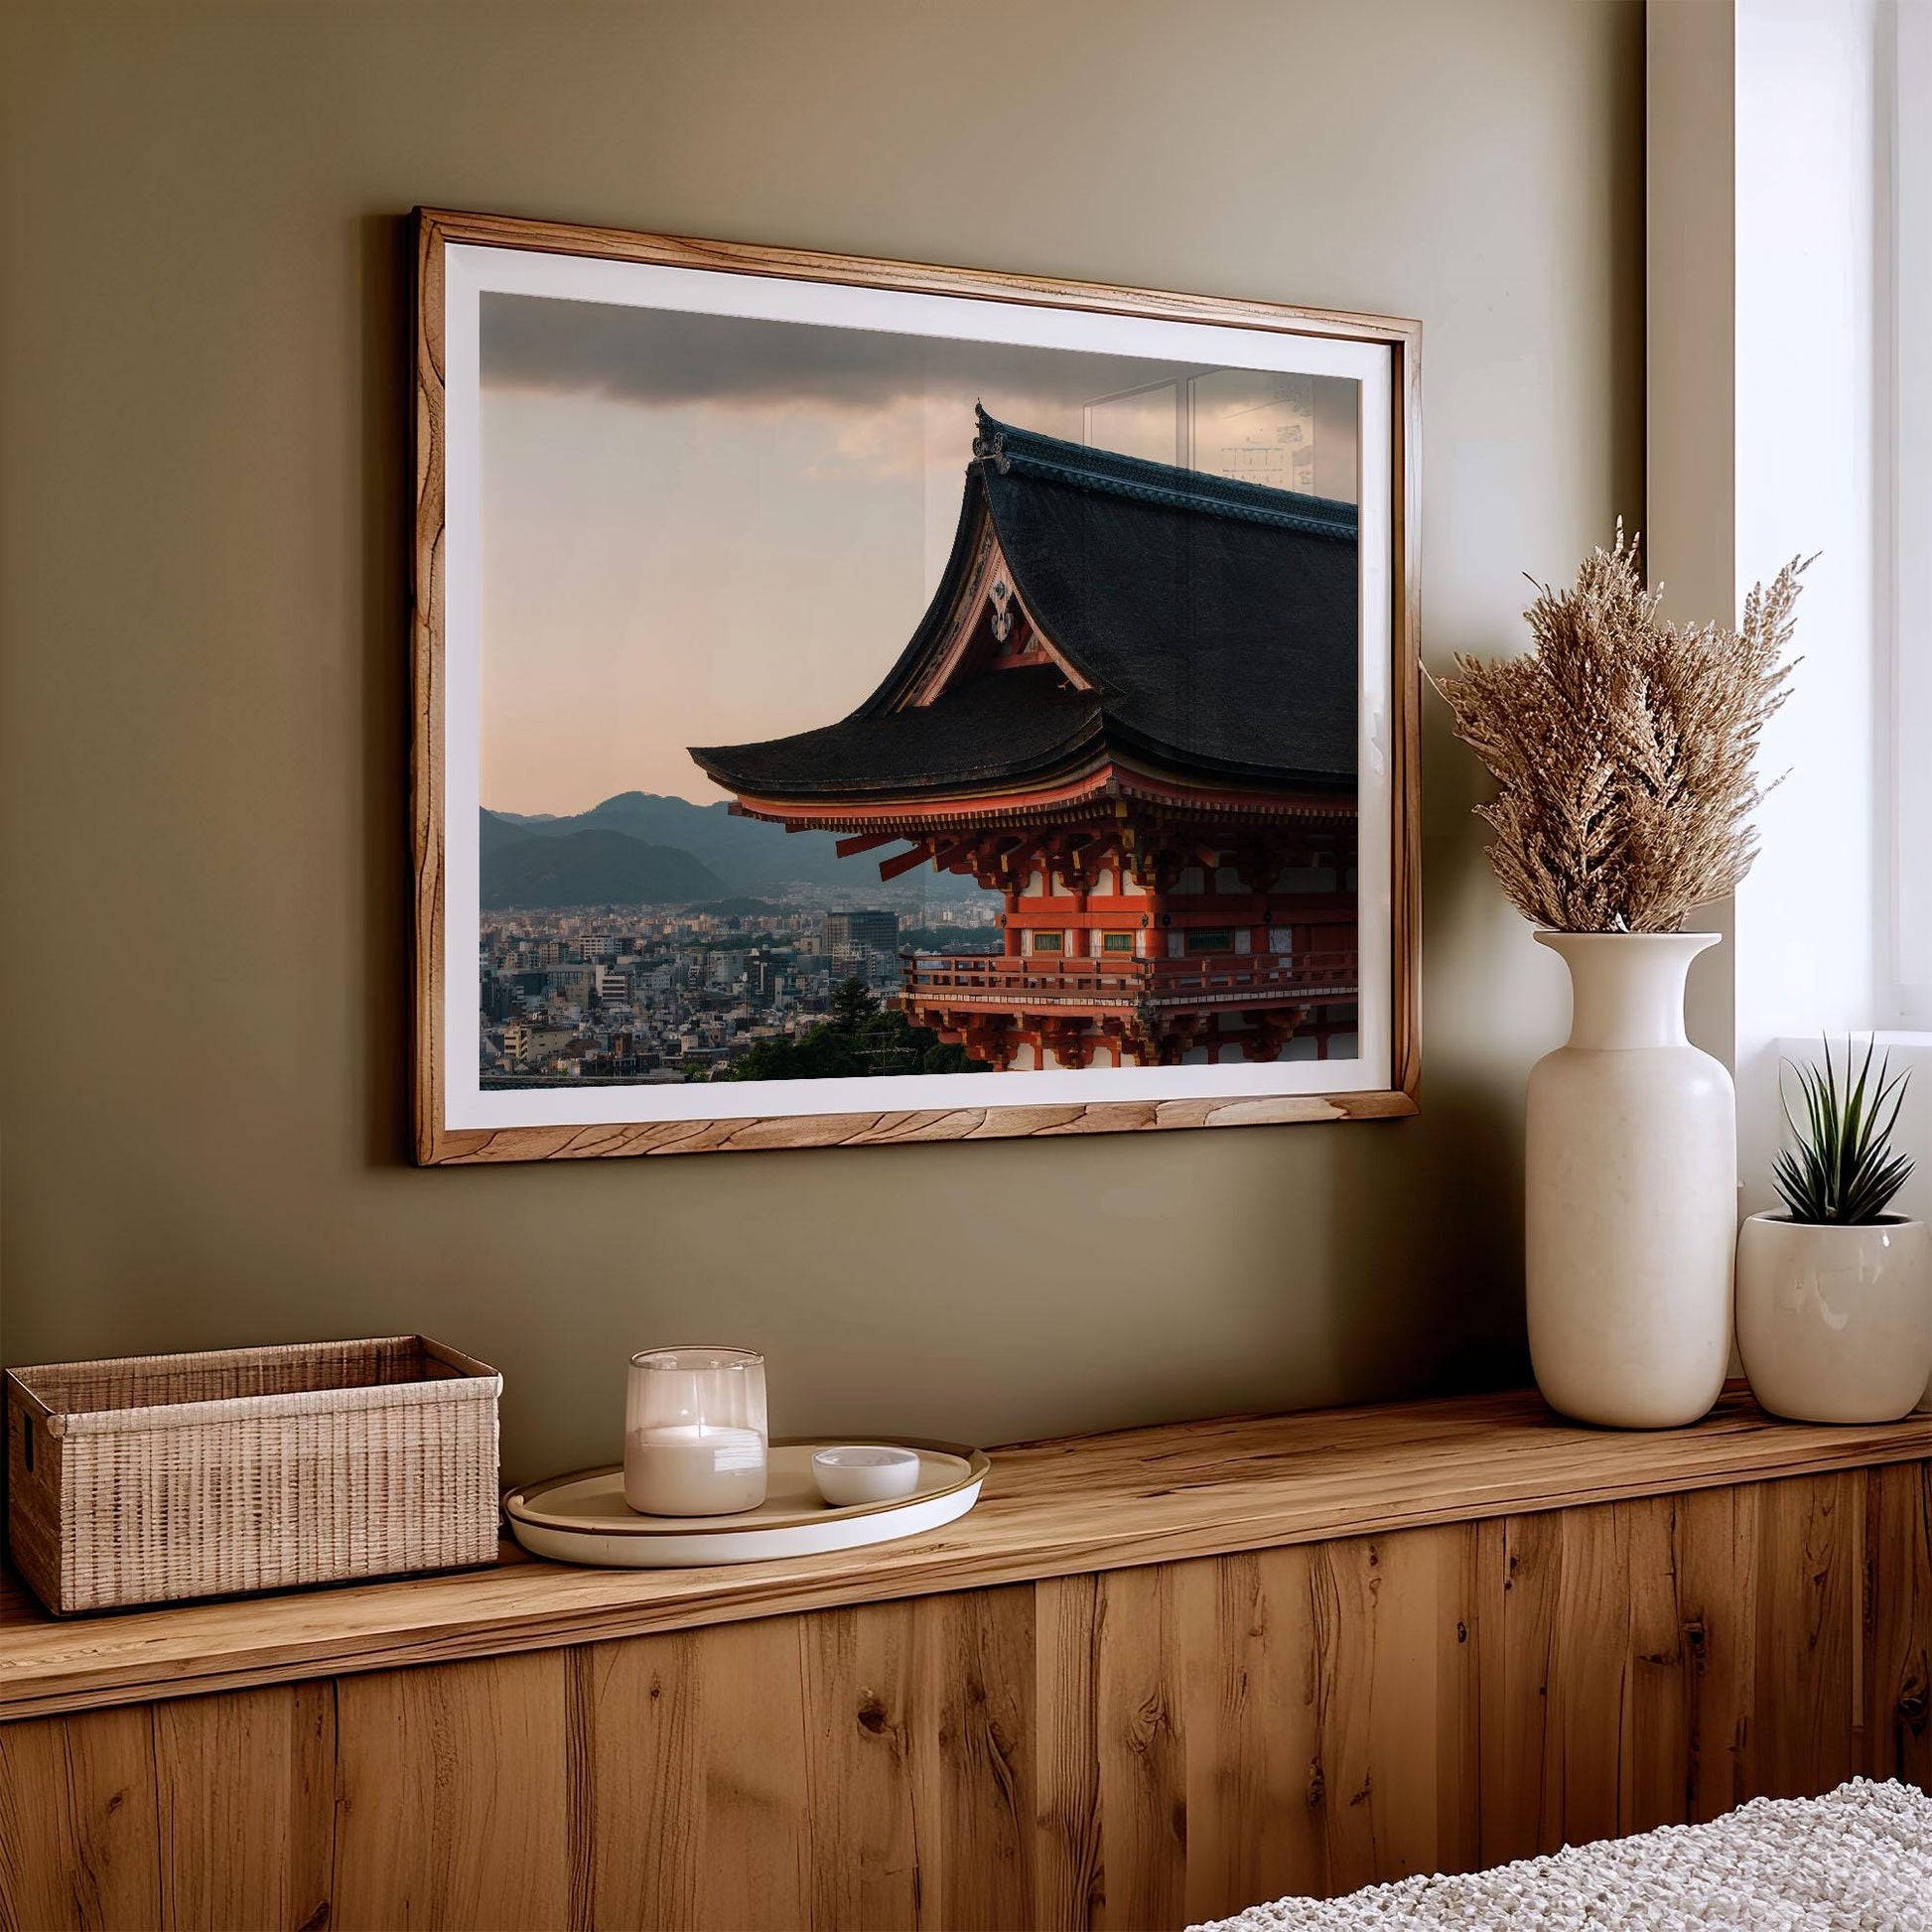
1093,713,1358,796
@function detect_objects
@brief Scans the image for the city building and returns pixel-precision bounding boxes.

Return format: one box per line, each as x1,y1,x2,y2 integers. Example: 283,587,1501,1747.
822,909,898,972
692,409,1360,1069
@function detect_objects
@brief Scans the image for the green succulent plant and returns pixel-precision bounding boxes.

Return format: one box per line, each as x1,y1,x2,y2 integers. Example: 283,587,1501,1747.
1772,1035,1916,1225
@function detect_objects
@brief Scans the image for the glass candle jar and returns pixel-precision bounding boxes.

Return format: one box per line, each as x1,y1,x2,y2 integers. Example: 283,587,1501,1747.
623,1346,767,1517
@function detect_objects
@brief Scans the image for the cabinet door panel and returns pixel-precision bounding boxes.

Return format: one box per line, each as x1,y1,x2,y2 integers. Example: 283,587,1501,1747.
583,1585,1033,1932
1867,1459,1932,1785
582,1617,809,1932
1035,1527,1474,1928
154,1682,335,1930
333,1651,572,1931
1475,1473,1870,1867
0,1706,158,1932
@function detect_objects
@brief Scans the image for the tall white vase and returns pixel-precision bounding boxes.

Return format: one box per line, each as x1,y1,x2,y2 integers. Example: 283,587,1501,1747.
1526,932,1735,1428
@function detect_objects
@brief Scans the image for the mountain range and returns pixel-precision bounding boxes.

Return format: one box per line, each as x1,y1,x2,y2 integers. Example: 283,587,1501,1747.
479,792,981,909
480,822,725,910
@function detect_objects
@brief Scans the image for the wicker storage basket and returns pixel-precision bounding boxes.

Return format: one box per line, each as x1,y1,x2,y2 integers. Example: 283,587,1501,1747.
5,1335,501,1614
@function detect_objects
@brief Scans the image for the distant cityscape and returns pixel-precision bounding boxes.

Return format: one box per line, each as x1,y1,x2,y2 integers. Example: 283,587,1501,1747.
480,887,1000,1087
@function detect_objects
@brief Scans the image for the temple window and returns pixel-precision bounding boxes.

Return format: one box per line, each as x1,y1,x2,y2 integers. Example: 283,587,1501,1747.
1031,931,1064,955
1183,929,1235,955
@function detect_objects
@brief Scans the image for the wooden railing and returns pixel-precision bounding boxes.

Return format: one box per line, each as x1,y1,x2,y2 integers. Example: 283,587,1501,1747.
903,950,1358,1007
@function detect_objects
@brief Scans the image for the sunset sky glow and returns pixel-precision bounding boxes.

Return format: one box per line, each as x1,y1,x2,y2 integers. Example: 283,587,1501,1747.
481,295,1359,816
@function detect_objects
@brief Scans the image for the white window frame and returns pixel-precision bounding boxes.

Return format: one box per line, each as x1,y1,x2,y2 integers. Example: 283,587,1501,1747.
1889,0,1932,1027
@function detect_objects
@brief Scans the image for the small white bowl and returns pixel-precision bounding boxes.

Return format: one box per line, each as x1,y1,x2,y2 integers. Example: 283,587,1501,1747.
812,1445,922,1508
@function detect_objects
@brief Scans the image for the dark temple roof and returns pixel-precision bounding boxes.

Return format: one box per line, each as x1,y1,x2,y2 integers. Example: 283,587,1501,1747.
690,407,1359,803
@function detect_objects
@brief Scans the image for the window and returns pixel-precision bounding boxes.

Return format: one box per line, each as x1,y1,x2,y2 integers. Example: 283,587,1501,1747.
1100,931,1135,954
1030,931,1063,955
1082,370,1358,499
1183,929,1234,956
1085,379,1182,464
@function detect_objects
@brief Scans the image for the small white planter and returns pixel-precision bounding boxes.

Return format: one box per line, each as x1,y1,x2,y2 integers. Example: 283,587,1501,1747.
1735,1213,1932,1424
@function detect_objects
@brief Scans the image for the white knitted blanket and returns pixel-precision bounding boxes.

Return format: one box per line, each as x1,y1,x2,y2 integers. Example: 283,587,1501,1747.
1190,1779,1932,1930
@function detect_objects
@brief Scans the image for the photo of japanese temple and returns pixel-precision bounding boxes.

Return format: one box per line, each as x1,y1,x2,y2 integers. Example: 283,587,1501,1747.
690,406,1360,1072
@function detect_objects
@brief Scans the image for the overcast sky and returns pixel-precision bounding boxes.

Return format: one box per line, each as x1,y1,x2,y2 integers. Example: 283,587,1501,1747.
481,293,1358,814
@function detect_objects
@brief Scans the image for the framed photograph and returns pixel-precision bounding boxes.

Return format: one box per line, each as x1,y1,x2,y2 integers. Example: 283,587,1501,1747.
412,208,1420,1163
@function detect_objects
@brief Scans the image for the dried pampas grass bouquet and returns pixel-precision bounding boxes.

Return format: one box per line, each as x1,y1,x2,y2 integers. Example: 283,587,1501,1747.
1434,528,1807,934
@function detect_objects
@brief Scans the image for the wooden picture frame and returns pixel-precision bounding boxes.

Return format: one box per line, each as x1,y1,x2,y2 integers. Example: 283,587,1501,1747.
413,207,1421,1164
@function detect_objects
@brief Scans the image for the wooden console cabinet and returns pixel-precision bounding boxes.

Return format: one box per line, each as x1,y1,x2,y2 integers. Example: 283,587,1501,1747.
3,1389,1930,1931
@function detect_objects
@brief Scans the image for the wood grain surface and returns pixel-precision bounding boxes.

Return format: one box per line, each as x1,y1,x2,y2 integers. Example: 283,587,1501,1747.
8,1389,1932,1725
1865,1459,1932,1789
409,207,1425,1165
152,1683,334,1931
0,1704,156,1932
585,1617,813,1932
334,1651,574,1930
7,1461,1928,1929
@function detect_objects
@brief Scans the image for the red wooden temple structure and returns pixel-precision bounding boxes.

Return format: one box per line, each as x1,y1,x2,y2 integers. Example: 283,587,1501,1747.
691,409,1360,1070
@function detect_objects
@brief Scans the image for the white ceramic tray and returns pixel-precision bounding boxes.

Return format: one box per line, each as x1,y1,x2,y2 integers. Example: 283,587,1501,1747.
502,1437,989,1568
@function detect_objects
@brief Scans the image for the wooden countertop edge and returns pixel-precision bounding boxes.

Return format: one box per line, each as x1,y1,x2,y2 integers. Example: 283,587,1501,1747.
6,1396,1932,1722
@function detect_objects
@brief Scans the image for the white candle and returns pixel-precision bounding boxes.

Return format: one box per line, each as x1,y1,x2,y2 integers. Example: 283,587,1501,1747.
624,1422,767,1516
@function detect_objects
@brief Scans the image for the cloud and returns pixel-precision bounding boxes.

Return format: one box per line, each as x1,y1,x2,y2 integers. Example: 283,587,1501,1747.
482,293,926,410
479,292,1202,425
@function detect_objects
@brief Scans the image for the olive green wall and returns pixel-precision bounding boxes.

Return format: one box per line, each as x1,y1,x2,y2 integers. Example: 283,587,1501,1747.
0,0,1642,1479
